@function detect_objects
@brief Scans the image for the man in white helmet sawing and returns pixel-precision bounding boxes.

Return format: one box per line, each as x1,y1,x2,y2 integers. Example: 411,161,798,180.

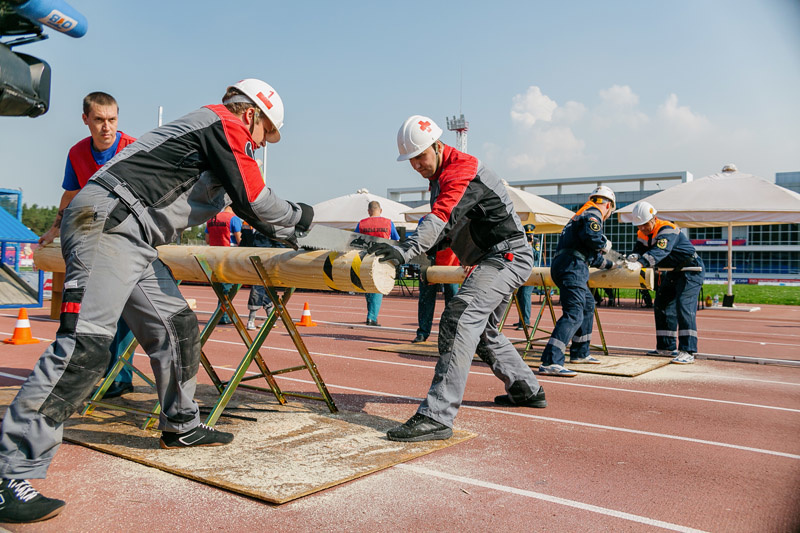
369,115,547,442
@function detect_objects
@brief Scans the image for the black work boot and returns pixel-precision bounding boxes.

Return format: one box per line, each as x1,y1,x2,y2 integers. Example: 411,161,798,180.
494,385,547,408
386,413,453,442
160,423,234,449
0,479,65,523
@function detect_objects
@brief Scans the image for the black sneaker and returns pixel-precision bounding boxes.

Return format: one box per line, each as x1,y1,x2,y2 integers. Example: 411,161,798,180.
0,479,65,523
494,386,547,408
159,424,234,449
386,413,453,442
411,335,427,344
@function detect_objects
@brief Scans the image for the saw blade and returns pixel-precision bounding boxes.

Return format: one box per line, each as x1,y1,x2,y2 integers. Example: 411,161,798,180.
297,225,431,267
605,249,626,265
297,225,397,252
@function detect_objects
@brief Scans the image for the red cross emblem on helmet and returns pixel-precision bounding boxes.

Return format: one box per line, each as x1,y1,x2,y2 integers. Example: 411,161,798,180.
256,91,274,110
418,120,431,132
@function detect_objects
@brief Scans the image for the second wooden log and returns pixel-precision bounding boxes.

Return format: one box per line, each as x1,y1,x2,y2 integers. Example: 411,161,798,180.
426,265,654,290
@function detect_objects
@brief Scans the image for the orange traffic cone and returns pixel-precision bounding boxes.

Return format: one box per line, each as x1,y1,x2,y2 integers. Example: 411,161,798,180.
296,302,317,327
4,308,40,345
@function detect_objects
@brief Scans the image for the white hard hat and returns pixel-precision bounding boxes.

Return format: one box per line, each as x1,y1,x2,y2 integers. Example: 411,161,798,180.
590,185,616,211
397,115,443,161
722,163,737,172
630,201,657,226
226,79,284,143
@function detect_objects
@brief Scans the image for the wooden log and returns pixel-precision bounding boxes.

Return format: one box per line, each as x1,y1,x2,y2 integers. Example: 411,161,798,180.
426,265,654,290
34,244,396,295
49,271,64,320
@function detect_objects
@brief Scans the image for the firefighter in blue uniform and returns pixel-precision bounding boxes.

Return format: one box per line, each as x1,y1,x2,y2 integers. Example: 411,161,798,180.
539,186,616,377
625,201,703,364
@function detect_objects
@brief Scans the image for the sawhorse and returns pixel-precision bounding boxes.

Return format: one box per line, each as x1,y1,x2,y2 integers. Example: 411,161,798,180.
499,275,610,359
83,253,337,429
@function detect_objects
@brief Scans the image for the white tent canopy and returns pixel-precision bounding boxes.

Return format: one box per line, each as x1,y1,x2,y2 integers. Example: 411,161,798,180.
403,181,574,235
617,169,800,228
312,189,415,231
617,167,800,298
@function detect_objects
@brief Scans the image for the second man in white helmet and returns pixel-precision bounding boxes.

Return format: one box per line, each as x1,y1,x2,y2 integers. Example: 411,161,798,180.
369,115,547,442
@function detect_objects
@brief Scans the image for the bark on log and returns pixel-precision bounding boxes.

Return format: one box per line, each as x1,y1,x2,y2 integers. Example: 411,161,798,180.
34,244,396,295
426,265,654,290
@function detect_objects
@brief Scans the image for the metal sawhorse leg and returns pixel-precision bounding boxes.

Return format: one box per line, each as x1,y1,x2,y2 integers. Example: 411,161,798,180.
195,255,337,427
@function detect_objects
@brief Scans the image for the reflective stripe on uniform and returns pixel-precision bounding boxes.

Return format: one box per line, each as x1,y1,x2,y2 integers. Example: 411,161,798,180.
547,337,567,353
656,330,678,337
572,333,591,343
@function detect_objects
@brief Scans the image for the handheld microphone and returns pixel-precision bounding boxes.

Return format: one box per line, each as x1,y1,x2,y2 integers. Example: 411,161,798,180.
13,0,87,38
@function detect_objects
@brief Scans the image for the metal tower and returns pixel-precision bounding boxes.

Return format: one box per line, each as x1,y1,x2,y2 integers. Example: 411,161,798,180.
446,114,469,153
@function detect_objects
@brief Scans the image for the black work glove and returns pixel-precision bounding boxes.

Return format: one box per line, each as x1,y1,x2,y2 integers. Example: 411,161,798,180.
367,242,404,266
296,203,314,233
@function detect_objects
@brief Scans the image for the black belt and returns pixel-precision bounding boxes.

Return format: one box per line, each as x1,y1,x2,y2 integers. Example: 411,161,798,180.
487,236,528,254
554,248,587,262
92,173,146,219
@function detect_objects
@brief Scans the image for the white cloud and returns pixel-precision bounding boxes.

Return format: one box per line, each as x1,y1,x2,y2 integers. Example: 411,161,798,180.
508,127,586,174
657,93,710,133
510,86,558,127
594,84,649,129
488,83,746,182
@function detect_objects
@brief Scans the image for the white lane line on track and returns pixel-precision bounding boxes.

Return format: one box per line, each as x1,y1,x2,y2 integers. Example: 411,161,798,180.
267,375,800,461
396,464,708,533
202,338,800,407
1,353,796,461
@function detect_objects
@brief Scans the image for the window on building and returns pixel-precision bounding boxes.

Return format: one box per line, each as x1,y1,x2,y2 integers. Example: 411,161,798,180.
688,227,723,240
697,250,800,275
748,224,800,245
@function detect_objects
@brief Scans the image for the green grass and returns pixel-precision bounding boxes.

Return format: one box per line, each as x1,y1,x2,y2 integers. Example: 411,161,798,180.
395,281,800,306
616,285,800,306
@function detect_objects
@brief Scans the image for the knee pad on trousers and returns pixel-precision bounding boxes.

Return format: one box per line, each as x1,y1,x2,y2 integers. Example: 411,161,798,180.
475,340,497,366
39,334,113,423
169,306,201,383
438,296,468,354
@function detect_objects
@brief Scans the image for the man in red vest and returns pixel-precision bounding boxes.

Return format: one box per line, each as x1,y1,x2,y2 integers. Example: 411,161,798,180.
355,201,400,326
205,206,243,324
39,92,136,246
38,92,139,399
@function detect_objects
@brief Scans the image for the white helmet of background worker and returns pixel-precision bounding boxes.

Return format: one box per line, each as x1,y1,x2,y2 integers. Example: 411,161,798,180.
630,201,657,226
226,79,284,143
590,185,616,212
397,115,443,161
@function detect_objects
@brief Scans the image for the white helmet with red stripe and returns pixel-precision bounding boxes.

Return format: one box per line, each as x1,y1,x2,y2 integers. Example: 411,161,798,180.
397,115,443,161
227,79,284,143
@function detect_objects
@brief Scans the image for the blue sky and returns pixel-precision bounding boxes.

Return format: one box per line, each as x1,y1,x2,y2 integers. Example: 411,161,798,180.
1,0,798,208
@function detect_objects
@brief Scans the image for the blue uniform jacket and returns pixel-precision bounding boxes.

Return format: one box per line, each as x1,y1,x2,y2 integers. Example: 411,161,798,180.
632,219,699,269
556,202,612,269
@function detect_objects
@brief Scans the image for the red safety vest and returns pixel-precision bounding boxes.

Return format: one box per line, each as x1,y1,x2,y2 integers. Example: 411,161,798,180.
68,132,137,188
207,211,237,247
435,248,460,266
357,216,393,239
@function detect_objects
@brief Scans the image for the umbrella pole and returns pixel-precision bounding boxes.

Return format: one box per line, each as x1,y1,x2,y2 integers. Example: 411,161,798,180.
727,222,733,297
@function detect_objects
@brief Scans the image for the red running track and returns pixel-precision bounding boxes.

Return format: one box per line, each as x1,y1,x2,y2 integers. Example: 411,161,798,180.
0,286,798,532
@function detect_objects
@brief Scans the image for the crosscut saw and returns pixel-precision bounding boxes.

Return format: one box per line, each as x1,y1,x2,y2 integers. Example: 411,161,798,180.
297,225,430,266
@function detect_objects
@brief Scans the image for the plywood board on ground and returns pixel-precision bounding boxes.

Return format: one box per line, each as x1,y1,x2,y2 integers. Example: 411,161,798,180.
0,386,475,504
369,343,670,377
